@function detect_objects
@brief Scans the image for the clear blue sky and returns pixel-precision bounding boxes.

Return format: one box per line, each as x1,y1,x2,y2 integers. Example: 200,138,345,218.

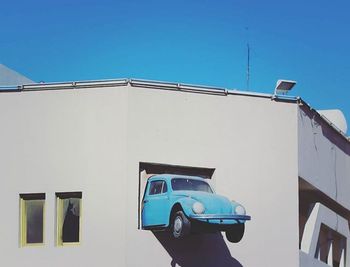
1,0,349,134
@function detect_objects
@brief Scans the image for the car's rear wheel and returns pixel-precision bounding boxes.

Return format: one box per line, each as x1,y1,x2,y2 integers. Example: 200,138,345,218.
172,211,191,239
225,223,245,243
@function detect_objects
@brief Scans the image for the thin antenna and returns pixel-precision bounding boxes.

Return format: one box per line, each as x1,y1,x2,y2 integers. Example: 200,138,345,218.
246,43,250,91
245,27,251,91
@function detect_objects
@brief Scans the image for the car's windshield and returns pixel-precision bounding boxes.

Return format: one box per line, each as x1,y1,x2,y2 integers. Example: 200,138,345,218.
171,178,213,193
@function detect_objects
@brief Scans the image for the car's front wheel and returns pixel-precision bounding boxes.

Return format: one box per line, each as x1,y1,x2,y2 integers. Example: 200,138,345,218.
172,211,191,239
225,223,245,243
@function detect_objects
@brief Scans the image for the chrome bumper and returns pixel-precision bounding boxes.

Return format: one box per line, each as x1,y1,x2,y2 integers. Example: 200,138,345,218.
189,214,251,221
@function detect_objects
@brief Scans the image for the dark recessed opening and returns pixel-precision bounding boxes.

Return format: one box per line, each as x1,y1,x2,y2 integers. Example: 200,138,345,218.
139,162,215,179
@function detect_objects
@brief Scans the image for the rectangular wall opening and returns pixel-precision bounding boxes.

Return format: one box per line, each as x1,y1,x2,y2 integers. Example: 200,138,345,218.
19,193,45,247
56,192,82,246
138,162,215,229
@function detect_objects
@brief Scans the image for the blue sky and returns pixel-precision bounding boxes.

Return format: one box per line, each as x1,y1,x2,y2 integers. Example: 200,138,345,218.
1,0,349,134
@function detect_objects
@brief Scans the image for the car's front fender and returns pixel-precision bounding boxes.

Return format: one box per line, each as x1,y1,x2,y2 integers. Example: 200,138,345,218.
173,197,197,218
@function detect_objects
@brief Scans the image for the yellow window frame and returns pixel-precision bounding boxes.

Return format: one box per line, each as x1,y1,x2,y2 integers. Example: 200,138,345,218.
56,193,82,246
20,194,45,247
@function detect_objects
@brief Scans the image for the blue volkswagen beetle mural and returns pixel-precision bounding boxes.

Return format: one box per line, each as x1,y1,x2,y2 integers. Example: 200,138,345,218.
141,174,251,243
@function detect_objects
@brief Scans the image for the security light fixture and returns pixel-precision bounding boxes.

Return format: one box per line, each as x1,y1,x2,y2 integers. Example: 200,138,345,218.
274,79,297,95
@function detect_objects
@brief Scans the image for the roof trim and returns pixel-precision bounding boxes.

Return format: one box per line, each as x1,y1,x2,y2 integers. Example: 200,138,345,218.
0,78,348,142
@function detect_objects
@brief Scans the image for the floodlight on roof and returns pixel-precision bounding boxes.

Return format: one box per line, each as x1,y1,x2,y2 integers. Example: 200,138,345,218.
274,79,297,95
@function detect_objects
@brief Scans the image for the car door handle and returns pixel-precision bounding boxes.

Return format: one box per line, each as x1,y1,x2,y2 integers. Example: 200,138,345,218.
143,200,148,203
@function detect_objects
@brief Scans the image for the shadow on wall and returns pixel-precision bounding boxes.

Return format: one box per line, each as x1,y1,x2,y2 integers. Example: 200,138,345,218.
154,231,243,267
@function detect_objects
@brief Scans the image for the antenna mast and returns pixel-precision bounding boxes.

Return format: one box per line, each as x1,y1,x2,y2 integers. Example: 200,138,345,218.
246,43,250,91
245,26,251,91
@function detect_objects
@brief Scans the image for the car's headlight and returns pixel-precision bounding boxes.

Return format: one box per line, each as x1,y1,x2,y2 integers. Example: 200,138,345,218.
192,202,205,214
234,205,246,215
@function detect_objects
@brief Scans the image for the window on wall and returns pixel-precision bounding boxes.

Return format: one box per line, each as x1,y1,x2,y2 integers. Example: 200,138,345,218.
20,193,45,247
56,192,82,246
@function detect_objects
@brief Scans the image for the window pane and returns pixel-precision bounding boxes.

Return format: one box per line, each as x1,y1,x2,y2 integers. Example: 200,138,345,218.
62,198,80,243
56,192,82,245
20,193,45,246
26,200,44,244
171,178,213,193
149,181,163,195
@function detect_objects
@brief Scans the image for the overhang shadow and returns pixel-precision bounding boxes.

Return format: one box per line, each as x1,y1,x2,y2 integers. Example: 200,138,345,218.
153,231,243,267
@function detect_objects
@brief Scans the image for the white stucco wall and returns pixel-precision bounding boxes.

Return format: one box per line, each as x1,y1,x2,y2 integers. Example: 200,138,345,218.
0,88,129,266
125,87,299,267
0,85,299,266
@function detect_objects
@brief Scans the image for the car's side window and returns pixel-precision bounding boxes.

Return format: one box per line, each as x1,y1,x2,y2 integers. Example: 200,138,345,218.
149,180,168,195
149,181,164,195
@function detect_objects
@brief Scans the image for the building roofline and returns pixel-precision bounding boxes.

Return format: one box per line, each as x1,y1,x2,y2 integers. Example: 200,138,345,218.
0,78,348,142
0,77,296,100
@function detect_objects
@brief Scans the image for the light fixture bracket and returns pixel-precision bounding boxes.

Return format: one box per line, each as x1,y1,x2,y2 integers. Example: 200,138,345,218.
274,79,297,95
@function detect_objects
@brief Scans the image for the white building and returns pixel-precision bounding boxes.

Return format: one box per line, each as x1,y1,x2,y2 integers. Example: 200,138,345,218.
0,79,349,267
